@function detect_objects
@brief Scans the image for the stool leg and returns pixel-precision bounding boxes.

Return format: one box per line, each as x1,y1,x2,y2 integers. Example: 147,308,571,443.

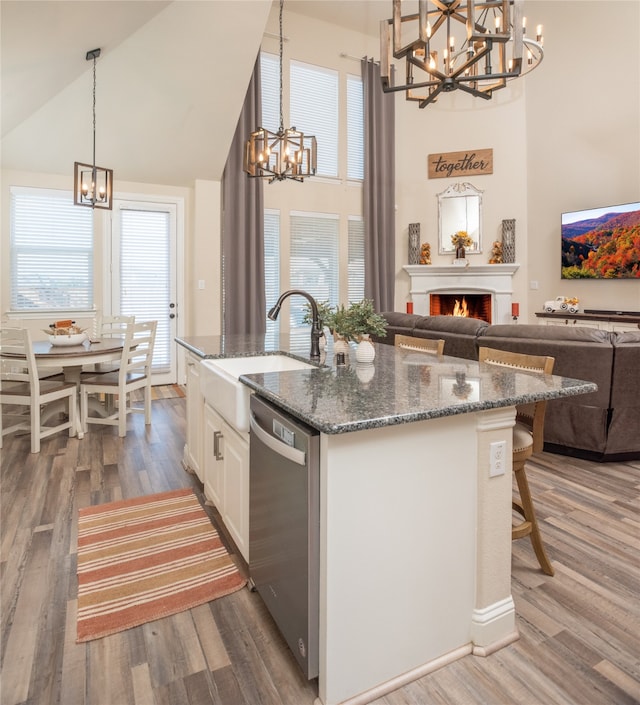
513,461,555,576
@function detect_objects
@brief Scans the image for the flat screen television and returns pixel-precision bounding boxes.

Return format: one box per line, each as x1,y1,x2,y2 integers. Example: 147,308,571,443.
561,201,640,279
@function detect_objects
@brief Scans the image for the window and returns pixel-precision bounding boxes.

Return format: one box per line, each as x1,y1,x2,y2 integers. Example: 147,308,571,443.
289,212,339,325
10,187,93,311
264,209,281,344
260,52,280,133
259,53,364,328
347,74,364,180
348,217,365,304
117,207,172,372
290,61,339,178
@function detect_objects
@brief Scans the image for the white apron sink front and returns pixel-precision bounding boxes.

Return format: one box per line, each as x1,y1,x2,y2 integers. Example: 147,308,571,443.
199,355,314,433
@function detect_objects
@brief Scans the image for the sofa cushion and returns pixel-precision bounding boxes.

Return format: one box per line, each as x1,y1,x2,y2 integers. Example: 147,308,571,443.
415,315,489,335
413,315,488,359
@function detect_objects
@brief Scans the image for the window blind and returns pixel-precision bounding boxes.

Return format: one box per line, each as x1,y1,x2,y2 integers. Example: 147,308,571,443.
264,209,281,345
347,74,364,180
291,61,339,178
119,208,171,372
260,52,280,132
290,212,339,326
348,216,365,304
10,188,93,311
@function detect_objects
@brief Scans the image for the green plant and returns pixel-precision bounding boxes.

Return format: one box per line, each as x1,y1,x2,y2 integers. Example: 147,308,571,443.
302,298,388,342
302,300,335,332
342,299,388,342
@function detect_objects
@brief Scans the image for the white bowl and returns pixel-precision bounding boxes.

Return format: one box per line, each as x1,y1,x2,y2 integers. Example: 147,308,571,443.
48,332,87,347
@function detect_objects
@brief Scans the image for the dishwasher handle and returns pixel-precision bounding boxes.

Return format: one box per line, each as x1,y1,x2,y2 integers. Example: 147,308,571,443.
250,413,306,466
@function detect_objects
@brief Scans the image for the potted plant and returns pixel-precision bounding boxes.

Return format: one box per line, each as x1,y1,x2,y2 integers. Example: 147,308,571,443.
302,299,335,350
343,299,388,363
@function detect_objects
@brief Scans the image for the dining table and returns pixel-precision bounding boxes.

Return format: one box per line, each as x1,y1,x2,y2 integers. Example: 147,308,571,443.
31,337,126,438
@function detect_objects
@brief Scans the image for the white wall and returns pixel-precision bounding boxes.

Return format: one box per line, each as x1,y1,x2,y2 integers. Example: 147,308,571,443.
525,1,640,316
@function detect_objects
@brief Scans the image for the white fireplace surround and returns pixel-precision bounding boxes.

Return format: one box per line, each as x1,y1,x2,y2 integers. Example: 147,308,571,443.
403,264,520,325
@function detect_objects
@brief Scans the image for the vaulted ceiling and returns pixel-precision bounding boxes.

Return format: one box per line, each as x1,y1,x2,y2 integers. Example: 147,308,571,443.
0,0,389,186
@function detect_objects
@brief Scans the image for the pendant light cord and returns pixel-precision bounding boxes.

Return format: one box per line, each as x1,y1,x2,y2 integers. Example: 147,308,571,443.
278,0,284,134
91,54,97,169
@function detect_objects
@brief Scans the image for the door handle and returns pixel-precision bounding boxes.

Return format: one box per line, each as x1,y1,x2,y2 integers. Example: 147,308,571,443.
213,431,224,460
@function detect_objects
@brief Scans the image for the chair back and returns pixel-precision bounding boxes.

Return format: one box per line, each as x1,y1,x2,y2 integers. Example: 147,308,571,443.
119,321,157,381
97,314,135,339
478,346,554,453
395,334,445,355
0,327,40,394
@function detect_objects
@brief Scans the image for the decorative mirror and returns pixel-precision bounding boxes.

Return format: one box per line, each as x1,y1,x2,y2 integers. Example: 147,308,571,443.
438,182,483,254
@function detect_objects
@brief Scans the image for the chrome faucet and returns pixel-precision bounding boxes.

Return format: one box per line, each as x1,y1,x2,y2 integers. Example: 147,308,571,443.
268,289,322,361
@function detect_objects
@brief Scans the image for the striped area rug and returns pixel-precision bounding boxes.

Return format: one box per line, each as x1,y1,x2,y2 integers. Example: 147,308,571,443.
76,488,246,642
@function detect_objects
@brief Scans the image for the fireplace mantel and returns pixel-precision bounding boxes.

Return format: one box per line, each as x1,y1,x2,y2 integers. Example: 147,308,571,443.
403,264,520,324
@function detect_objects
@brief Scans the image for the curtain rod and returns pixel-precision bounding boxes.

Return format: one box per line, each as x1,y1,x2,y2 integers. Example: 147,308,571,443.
340,52,379,64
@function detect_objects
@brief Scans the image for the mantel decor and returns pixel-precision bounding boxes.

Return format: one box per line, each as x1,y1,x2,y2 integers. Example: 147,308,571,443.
380,0,544,108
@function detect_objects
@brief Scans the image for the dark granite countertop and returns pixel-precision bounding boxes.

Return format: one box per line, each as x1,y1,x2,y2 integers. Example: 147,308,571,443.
177,334,597,435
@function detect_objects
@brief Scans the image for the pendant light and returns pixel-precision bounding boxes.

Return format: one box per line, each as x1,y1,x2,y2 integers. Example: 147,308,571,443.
244,0,317,183
74,48,113,209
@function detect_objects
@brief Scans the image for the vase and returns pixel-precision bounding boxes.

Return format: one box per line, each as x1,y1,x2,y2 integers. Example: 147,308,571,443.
456,245,466,259
333,334,350,358
355,335,376,364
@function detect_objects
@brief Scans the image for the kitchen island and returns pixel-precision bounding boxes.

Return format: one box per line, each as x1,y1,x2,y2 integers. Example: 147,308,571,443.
177,334,596,705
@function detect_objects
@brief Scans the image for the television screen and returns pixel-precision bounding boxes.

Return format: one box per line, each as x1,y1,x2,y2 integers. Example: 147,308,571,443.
561,201,640,279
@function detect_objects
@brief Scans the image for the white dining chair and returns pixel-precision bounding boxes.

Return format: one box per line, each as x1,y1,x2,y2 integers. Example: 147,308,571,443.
86,314,136,375
0,327,77,453
80,320,157,437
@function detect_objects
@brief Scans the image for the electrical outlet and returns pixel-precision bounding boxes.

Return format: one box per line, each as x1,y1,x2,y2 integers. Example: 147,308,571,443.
530,280,539,290
489,440,507,477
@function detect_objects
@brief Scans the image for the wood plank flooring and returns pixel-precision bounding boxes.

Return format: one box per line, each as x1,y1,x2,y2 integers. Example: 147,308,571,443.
1,392,639,705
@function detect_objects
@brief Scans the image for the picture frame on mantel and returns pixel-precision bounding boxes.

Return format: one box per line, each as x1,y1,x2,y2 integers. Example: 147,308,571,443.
438,182,483,254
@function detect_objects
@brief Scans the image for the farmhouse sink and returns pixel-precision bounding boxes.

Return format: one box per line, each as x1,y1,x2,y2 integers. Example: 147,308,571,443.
200,354,315,433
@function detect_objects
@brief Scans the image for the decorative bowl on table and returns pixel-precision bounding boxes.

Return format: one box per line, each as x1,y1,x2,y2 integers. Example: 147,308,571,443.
48,332,88,346
44,321,88,346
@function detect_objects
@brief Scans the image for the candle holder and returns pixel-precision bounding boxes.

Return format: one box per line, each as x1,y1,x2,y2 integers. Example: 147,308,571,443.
511,302,520,323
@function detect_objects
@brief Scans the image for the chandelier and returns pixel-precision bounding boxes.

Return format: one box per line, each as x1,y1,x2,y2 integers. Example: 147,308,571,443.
244,0,316,182
74,48,113,209
380,0,544,108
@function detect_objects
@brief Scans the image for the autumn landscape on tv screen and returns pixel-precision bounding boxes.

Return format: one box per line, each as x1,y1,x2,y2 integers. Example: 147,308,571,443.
561,204,640,279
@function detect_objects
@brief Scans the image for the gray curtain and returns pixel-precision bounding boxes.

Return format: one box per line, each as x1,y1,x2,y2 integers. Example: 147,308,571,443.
362,58,395,313
222,55,265,335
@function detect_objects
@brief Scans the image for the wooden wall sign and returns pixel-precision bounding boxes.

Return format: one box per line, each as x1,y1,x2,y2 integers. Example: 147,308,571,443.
428,149,493,179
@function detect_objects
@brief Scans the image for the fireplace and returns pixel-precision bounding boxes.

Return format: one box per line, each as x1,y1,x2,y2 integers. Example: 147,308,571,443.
430,293,492,323
403,264,520,324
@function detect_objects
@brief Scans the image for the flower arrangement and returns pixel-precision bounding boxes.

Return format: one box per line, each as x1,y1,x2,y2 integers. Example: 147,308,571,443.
451,230,474,249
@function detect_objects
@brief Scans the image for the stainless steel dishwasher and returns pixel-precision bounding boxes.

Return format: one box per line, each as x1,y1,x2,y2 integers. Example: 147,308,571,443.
249,394,320,680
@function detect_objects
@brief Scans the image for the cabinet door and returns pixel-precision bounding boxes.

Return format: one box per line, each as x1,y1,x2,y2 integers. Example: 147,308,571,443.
203,403,225,510
185,353,203,481
221,420,250,562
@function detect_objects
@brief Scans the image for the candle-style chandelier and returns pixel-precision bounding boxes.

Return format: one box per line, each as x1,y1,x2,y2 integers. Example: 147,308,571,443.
380,0,544,108
244,0,317,183
74,48,113,209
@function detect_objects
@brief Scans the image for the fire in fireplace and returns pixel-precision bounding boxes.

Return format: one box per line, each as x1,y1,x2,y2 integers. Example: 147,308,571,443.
430,293,492,323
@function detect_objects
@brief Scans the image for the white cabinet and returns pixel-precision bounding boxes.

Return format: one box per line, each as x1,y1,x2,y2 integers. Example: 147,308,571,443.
203,402,250,561
183,352,204,481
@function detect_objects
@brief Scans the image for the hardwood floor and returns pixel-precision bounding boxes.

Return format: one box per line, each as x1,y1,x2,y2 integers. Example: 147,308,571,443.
1,393,639,705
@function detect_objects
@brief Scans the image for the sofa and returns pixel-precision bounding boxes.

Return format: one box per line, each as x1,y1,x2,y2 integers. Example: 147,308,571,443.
376,312,640,462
